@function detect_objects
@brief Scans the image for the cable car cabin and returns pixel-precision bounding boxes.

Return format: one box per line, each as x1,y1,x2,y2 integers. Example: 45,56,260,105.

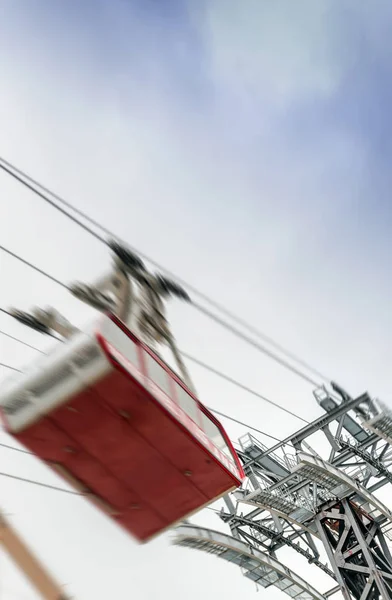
0,314,245,542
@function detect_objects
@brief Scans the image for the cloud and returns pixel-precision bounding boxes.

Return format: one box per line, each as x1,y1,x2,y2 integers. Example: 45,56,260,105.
201,0,352,110
1,2,392,599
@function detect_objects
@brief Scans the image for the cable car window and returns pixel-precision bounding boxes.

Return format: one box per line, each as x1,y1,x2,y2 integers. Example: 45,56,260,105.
175,383,200,425
200,413,233,459
145,353,172,397
102,321,138,366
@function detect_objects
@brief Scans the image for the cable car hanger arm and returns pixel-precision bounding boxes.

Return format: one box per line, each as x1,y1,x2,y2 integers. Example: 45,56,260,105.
8,240,195,392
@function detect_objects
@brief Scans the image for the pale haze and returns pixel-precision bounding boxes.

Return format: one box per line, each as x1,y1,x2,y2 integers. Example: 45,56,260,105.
1,1,392,598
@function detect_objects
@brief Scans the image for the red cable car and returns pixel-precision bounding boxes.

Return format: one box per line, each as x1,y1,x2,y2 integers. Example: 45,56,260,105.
0,312,245,542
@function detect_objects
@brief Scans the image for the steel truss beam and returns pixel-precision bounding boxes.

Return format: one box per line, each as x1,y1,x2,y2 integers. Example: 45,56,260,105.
9,242,391,599
173,389,392,598
173,524,326,600
221,513,336,579
316,499,392,599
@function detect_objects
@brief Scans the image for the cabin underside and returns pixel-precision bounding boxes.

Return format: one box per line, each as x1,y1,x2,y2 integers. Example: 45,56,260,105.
14,369,238,541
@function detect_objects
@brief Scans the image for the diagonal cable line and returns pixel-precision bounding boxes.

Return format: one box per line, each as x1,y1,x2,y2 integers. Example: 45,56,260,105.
0,244,68,290
0,362,22,373
0,242,323,389
0,440,35,456
190,304,319,387
182,352,309,423
209,409,292,444
0,468,238,516
0,159,105,244
0,155,332,385
0,329,303,442
0,470,85,496
0,320,309,423
0,328,46,353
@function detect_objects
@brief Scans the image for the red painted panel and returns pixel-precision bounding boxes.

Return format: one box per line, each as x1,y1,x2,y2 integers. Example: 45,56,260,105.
98,369,239,484
58,445,135,511
17,415,167,541
89,370,149,425
116,507,167,542
101,373,236,496
93,370,236,497
10,356,243,541
48,378,207,522
17,417,77,463
17,417,135,511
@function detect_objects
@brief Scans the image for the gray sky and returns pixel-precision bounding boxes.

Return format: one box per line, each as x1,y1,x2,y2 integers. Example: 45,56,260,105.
1,0,392,598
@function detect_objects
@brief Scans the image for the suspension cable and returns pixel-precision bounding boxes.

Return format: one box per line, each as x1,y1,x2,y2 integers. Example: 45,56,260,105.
182,352,309,423
0,470,84,496
0,243,68,290
0,362,22,373
0,328,305,440
0,156,332,385
0,328,46,353
0,241,324,389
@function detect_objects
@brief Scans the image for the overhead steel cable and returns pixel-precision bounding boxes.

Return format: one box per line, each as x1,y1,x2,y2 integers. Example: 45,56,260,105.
0,328,46,354
0,320,309,424
0,159,105,244
0,237,319,387
0,273,309,423
0,468,249,507
189,305,319,387
0,155,332,385
0,469,248,511
182,352,309,423
0,244,69,291
0,240,323,390
210,409,293,444
0,440,35,456
0,328,304,442
0,470,84,495
0,410,288,471
0,362,22,373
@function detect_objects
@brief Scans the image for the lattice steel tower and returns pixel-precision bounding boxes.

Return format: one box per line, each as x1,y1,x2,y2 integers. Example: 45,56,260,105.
173,387,392,600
